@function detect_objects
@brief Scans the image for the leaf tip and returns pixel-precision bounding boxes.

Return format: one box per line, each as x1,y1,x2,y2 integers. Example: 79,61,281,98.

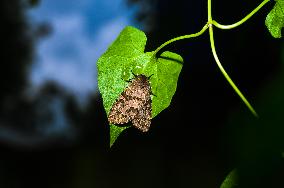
109,124,129,147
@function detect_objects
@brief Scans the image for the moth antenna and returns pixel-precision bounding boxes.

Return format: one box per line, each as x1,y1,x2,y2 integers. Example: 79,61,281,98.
147,74,154,79
131,70,137,77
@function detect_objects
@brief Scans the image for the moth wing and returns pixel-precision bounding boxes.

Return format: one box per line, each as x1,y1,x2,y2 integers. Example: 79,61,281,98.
108,74,152,129
132,101,151,132
108,91,142,124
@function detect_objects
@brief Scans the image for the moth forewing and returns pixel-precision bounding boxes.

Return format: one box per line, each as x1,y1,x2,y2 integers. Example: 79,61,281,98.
107,74,152,132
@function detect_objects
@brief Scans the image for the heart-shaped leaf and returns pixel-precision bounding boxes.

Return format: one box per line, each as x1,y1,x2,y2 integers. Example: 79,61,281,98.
97,26,183,147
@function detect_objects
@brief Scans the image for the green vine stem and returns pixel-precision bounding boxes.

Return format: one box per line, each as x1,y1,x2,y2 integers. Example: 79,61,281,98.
212,0,271,30
208,25,258,117
153,0,271,117
208,0,259,117
152,24,209,57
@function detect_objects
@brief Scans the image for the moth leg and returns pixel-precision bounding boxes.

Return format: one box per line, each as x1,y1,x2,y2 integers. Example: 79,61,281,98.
150,91,157,97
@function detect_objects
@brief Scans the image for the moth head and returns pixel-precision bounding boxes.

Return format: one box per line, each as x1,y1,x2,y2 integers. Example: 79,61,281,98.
136,74,148,82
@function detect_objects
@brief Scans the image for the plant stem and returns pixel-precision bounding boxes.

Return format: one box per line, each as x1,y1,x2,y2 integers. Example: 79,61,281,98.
212,0,271,29
209,26,258,117
152,24,209,56
153,0,263,117
208,0,258,117
208,0,212,22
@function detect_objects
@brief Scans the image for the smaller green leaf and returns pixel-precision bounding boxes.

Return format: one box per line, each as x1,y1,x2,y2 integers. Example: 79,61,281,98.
220,169,239,188
265,0,284,38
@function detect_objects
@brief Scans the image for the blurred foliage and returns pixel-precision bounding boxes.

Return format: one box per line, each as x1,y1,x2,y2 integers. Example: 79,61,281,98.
0,0,33,105
220,169,239,188
227,65,284,187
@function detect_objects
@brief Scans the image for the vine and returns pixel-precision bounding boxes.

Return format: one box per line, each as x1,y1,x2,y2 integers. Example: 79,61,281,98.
152,0,272,117
97,0,283,147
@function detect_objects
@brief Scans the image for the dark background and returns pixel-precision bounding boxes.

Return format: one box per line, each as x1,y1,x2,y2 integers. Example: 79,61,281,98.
0,0,284,187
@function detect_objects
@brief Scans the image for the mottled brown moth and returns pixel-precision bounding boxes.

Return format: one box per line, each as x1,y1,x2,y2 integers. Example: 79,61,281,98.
108,74,152,132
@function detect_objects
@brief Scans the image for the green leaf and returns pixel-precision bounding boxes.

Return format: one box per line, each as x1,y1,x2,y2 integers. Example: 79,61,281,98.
97,26,183,147
110,125,128,147
220,169,239,188
265,0,284,38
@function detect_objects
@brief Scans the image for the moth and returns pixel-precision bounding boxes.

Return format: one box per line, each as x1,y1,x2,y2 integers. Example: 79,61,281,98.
108,74,152,132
